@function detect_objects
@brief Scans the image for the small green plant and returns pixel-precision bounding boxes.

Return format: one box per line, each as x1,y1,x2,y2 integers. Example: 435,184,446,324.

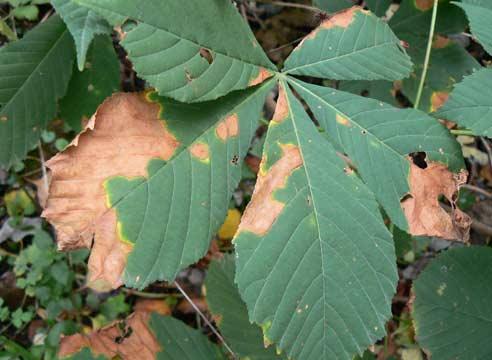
0,0,491,359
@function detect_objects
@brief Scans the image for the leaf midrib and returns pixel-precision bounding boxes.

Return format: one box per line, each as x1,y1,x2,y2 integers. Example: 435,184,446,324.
285,42,407,74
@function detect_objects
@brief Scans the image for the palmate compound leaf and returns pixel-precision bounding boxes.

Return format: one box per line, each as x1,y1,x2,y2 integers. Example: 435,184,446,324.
288,78,471,240
71,0,276,103
234,81,398,360
413,246,492,360
51,0,111,71
59,311,225,359
43,80,274,291
282,7,413,81
454,0,492,55
0,15,74,169
205,254,283,360
435,68,492,137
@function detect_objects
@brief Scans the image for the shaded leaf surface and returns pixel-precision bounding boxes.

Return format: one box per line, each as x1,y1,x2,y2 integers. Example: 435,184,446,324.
59,35,120,132
455,0,492,55
206,254,283,360
283,7,412,81
413,246,492,359
44,83,273,291
0,15,74,168
234,82,397,360
289,78,465,234
73,0,275,102
436,67,492,137
402,37,480,112
52,0,111,71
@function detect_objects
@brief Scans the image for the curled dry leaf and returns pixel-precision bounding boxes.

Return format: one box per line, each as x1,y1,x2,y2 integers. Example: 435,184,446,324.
42,93,179,290
401,160,471,241
58,311,160,359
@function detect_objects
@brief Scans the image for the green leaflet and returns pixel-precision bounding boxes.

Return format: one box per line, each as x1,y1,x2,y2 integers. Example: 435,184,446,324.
365,0,392,17
289,78,463,231
206,254,283,360
338,80,398,106
51,0,111,71
59,35,120,132
106,81,274,289
234,82,397,360
283,7,412,81
150,314,226,359
312,0,355,13
388,0,476,111
0,15,74,169
413,246,492,359
72,0,276,103
454,0,492,55
389,0,468,41
402,39,480,113
436,68,492,137
313,0,391,17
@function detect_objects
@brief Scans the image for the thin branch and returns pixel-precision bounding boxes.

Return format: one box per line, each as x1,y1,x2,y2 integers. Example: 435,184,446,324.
414,0,438,110
253,0,320,12
38,142,49,196
462,184,492,199
121,288,173,299
174,281,237,359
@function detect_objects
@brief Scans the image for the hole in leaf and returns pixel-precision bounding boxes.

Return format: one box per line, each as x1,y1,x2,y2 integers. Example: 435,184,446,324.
410,152,428,169
199,48,214,64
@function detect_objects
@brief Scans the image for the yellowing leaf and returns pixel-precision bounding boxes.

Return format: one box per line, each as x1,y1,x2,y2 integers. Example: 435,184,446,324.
217,209,241,240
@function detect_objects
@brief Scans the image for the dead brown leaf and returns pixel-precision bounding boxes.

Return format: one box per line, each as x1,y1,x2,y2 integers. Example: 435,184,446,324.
401,160,471,241
58,311,160,359
43,93,179,291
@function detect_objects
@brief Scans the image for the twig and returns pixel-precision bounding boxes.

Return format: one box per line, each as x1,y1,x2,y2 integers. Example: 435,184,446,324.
253,0,320,12
414,0,438,110
38,142,49,196
462,184,492,199
0,247,17,258
174,281,237,359
480,137,492,170
450,128,474,136
121,288,172,299
268,36,304,53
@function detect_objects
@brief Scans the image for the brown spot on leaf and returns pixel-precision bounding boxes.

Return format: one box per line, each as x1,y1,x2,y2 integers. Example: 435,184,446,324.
432,35,451,49
430,91,449,112
295,6,364,50
249,67,274,86
272,85,289,123
415,0,433,11
336,114,351,127
58,311,160,359
0,115,7,122
189,142,209,161
199,48,213,64
401,160,471,241
245,154,261,173
238,143,303,236
43,93,179,290
216,114,239,141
